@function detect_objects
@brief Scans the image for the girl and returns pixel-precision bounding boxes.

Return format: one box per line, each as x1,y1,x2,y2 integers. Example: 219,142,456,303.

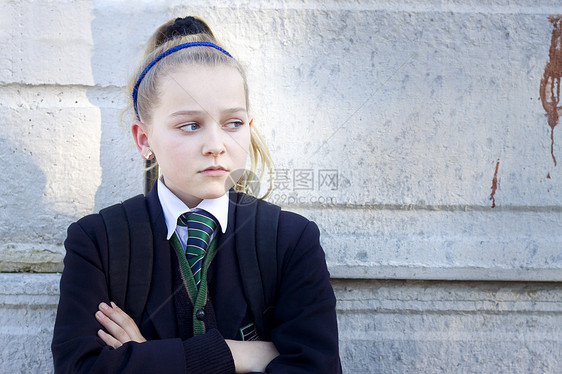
52,16,341,373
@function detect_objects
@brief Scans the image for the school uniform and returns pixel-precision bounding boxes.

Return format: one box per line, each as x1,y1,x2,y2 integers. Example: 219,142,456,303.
52,181,341,373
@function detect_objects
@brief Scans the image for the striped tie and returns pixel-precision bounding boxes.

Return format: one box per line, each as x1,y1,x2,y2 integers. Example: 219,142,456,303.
177,210,217,288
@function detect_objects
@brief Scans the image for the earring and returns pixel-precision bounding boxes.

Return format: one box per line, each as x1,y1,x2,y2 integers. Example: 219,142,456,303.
143,148,153,159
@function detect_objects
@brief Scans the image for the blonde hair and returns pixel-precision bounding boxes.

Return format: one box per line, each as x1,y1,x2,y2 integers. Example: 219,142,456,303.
126,17,273,198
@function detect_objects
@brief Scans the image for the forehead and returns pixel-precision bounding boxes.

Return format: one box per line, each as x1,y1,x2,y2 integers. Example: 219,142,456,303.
157,65,246,109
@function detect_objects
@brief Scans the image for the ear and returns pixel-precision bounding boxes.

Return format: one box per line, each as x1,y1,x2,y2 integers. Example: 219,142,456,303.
131,120,152,159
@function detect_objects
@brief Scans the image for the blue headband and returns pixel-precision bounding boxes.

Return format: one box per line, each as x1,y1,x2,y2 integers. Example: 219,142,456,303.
132,41,233,119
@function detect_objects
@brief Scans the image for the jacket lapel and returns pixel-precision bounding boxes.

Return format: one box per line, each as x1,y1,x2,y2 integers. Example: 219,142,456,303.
211,191,249,339
141,184,178,339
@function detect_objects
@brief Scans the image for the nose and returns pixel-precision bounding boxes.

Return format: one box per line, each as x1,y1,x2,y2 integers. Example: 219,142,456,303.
202,123,226,157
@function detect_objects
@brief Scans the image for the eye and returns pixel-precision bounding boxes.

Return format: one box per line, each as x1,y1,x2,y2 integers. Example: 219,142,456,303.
224,121,243,130
180,123,199,132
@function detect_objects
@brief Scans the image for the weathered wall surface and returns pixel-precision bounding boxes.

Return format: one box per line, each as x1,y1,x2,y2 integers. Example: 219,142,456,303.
0,0,561,372
2,274,561,373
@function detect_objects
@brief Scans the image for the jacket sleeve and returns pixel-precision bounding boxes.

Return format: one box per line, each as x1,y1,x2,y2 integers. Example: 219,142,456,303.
51,215,235,374
265,212,342,373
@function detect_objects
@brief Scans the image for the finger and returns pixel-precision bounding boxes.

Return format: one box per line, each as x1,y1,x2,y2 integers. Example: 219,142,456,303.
264,342,280,361
254,341,279,365
96,310,131,343
99,302,130,326
108,302,146,342
110,301,121,311
97,329,122,349
99,302,136,333
99,302,146,343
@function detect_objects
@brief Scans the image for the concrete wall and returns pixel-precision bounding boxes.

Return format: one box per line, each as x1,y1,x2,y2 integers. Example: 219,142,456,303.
0,0,561,372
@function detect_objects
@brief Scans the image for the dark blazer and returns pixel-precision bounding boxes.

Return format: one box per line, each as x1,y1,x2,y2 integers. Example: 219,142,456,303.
52,184,341,373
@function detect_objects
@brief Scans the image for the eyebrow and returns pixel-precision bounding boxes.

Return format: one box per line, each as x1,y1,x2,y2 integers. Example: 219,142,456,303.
222,107,247,115
169,107,247,118
169,110,203,117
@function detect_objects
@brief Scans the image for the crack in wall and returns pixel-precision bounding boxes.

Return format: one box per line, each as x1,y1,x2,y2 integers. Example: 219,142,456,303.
539,15,562,168
489,159,500,208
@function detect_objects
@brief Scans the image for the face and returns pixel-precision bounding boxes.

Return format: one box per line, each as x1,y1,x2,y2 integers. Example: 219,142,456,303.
132,65,251,207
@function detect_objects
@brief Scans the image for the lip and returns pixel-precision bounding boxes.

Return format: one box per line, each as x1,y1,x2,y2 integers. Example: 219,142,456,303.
200,166,229,177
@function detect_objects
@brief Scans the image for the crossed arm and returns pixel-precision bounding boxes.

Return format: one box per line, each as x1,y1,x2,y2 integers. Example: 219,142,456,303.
95,302,279,373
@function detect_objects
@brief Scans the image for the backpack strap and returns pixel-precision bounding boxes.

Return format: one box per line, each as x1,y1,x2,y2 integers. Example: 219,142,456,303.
234,193,281,340
122,195,154,323
254,197,281,332
99,194,153,324
100,202,130,311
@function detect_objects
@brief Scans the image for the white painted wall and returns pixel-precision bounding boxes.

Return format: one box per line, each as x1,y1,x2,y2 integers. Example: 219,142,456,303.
0,0,561,372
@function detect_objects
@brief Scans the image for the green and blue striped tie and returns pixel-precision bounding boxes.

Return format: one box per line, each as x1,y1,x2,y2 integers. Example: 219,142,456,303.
177,210,217,288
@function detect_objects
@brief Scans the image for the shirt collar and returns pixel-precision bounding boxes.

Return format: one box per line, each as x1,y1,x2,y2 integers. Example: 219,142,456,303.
157,177,229,239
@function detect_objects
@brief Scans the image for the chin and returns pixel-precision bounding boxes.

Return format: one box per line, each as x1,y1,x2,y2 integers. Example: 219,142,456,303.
201,186,230,199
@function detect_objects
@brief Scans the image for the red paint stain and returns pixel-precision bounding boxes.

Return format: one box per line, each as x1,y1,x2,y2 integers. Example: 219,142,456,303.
540,15,562,167
489,159,500,208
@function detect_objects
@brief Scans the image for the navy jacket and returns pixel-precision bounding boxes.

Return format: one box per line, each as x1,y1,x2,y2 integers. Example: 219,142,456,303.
52,184,341,373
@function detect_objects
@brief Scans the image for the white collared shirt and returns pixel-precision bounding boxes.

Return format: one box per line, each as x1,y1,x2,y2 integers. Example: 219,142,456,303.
157,177,229,251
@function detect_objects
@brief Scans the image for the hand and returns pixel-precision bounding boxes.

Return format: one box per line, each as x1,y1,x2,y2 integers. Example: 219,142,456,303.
95,301,147,348
225,339,279,373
